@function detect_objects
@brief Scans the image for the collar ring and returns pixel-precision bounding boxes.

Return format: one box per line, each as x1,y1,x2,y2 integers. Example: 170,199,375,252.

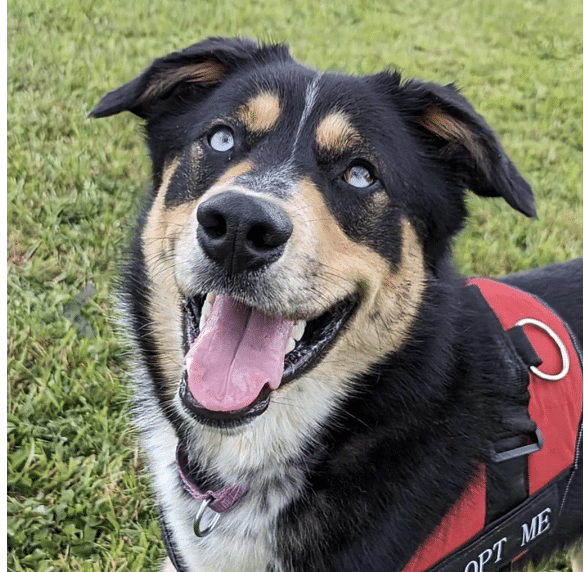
193,497,222,538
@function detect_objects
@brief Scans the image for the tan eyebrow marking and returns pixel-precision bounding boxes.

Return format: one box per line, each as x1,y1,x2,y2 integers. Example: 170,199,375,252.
315,111,362,154
237,92,281,133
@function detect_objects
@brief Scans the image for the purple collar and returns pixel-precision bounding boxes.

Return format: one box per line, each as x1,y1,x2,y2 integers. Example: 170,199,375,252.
175,447,248,513
175,443,325,537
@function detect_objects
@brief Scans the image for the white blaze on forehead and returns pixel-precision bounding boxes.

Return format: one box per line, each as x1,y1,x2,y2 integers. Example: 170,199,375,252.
292,73,323,158
228,75,324,196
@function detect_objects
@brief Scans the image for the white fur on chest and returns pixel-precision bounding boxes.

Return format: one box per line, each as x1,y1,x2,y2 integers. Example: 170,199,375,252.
140,409,303,572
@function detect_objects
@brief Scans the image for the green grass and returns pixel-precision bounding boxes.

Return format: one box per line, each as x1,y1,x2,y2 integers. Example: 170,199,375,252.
7,0,582,570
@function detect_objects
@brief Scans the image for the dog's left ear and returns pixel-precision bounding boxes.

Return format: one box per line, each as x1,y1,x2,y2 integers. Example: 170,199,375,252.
395,78,536,217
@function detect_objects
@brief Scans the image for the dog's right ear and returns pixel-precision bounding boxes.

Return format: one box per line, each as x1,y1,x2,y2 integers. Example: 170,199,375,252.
90,37,262,119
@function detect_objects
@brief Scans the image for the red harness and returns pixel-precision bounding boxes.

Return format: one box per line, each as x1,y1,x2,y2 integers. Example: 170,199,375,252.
403,279,582,572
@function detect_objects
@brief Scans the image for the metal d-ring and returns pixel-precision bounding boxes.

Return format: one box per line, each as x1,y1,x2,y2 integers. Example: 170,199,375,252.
193,497,221,538
515,318,570,381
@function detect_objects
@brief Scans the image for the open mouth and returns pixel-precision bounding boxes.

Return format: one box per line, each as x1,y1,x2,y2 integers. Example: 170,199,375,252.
179,292,358,427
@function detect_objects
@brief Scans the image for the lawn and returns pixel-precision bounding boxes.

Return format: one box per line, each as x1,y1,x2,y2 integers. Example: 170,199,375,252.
7,0,582,570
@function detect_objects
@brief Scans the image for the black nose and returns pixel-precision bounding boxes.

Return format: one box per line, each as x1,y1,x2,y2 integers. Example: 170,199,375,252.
196,191,293,274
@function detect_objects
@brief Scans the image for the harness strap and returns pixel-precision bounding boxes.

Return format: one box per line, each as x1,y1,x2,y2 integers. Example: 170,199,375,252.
466,285,535,525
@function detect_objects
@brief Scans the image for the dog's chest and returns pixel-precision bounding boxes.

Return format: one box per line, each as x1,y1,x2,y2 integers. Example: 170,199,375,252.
165,482,289,572
186,518,280,572
142,420,302,572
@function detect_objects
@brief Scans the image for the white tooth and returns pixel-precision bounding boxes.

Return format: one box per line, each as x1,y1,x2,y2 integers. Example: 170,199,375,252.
285,337,296,355
199,293,215,331
185,356,193,371
291,320,306,341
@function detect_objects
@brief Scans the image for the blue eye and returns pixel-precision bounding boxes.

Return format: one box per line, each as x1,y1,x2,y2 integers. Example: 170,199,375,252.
344,164,374,188
209,127,235,152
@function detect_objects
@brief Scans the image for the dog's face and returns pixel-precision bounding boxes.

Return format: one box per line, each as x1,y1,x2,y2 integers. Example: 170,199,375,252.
93,38,534,463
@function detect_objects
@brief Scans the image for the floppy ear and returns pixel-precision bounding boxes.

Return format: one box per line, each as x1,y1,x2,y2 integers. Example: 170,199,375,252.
396,78,536,217
90,37,262,119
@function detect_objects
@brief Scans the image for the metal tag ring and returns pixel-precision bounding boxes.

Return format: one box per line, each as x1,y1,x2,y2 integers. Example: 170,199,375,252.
193,497,221,538
515,318,570,381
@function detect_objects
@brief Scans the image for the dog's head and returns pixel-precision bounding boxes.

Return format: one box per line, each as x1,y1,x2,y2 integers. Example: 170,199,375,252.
93,38,534,439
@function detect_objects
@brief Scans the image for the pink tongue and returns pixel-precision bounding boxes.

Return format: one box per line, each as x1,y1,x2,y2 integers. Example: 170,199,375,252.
184,296,293,412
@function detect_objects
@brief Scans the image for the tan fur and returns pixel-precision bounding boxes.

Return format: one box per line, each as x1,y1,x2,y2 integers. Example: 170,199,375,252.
140,62,226,103
289,178,425,359
141,158,256,395
214,159,254,188
315,111,361,154
141,160,192,395
231,177,426,457
419,105,485,170
237,92,281,132
170,172,425,486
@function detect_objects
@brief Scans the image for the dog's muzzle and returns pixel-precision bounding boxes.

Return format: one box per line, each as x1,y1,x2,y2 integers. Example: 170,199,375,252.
180,189,358,425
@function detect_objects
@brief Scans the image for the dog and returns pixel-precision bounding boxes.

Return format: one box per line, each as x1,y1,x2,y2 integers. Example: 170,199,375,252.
91,37,582,572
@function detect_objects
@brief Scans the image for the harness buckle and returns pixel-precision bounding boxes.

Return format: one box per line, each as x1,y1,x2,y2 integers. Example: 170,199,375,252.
491,427,544,463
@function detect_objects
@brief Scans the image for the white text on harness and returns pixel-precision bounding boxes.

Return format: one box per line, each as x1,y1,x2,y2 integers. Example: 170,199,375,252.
520,507,551,546
456,507,554,572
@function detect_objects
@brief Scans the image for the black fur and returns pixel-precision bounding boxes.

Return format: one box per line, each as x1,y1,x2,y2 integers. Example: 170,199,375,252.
92,38,582,572
277,268,582,571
